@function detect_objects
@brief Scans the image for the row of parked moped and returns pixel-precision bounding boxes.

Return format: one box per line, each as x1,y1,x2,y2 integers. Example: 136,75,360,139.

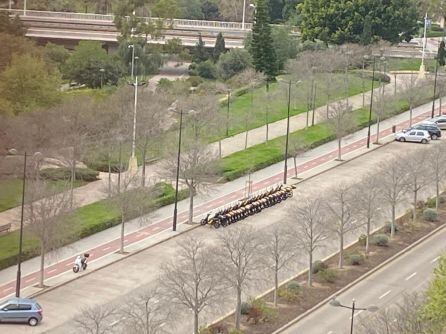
200,184,295,228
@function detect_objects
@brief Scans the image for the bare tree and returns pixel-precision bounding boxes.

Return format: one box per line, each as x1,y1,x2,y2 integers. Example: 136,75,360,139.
353,175,381,256
217,225,262,330
402,70,428,126
120,287,172,334
261,225,296,307
327,101,355,161
325,183,359,268
26,179,73,287
403,151,430,222
288,198,329,286
427,143,446,212
160,139,218,224
289,135,308,179
378,158,409,238
160,236,223,334
75,304,119,334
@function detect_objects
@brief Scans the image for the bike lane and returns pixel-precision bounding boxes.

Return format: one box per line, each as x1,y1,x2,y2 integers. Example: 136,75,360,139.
0,109,433,299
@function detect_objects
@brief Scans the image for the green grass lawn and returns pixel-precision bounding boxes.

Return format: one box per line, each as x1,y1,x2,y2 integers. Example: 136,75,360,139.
387,58,436,72
0,179,86,213
220,73,376,138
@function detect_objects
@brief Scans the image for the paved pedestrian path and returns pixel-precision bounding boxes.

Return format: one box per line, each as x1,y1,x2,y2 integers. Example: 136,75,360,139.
0,98,440,302
0,72,416,230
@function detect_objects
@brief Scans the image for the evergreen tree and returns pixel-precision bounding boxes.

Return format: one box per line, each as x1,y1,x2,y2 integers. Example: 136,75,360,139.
250,0,278,81
213,32,226,62
360,15,372,45
438,40,446,67
194,33,208,63
423,255,446,331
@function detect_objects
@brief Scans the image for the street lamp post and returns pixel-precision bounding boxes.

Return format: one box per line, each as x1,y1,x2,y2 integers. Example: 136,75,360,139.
15,152,27,297
226,89,231,137
24,0,27,16
242,0,247,30
172,109,184,232
432,49,440,118
362,55,369,108
366,56,377,149
419,13,429,79
329,298,378,334
100,68,105,89
128,56,141,173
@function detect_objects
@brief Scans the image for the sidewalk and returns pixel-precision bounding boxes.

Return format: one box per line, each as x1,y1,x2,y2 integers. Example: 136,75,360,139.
0,97,440,302
0,72,414,229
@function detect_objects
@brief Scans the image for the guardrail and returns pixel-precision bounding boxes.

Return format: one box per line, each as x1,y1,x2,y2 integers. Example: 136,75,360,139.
0,8,252,30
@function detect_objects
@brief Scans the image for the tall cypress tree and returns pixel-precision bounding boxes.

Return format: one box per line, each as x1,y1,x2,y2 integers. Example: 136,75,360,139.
250,0,278,81
194,33,208,63
438,41,446,67
213,32,226,62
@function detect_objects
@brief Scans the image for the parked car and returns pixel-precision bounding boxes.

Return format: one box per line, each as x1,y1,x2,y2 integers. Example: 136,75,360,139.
427,116,446,130
0,298,42,326
404,123,441,140
395,129,431,144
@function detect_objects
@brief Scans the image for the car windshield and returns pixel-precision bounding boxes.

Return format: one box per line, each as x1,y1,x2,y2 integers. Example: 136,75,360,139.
36,303,42,310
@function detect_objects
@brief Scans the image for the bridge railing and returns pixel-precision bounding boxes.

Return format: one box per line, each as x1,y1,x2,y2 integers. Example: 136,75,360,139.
0,8,252,30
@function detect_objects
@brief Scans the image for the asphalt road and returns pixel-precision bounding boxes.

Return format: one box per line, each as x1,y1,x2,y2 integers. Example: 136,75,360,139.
280,225,446,334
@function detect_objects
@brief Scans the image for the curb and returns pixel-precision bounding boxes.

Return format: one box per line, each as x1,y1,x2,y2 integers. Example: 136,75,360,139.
29,223,201,298
272,223,446,334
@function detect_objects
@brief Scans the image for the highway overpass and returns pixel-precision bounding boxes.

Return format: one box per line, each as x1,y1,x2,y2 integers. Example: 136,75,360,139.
1,9,249,48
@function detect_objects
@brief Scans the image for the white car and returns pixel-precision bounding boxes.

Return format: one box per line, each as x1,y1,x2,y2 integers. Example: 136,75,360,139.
395,129,431,144
427,116,446,130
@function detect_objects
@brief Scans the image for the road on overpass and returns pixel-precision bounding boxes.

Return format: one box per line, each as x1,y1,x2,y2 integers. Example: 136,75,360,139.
279,226,446,334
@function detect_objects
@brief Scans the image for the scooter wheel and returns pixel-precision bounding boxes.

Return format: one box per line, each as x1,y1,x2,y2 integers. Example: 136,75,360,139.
72,265,79,273
82,263,88,270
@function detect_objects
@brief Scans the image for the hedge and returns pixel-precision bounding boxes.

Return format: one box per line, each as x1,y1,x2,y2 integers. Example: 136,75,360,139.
0,183,188,271
40,167,99,182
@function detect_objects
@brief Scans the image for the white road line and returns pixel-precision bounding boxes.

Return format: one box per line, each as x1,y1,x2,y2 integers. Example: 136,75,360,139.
431,256,439,263
103,246,112,251
25,277,35,283
327,331,333,334
3,287,13,292
405,272,417,281
379,289,392,300
66,262,72,267
48,268,57,274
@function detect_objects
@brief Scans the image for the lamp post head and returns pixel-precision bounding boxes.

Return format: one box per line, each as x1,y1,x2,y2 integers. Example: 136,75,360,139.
329,298,342,307
367,306,379,313
100,68,105,73
7,148,18,156
249,3,256,9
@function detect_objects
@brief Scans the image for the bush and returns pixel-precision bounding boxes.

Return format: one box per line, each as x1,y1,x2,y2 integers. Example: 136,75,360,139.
347,253,365,266
316,268,337,283
187,75,203,87
197,60,217,79
312,260,328,274
208,323,227,334
426,197,436,208
423,208,438,222
384,222,398,234
240,301,251,315
358,234,367,246
278,280,300,302
248,299,277,323
371,234,389,247
440,195,446,204
216,49,252,80
228,330,244,334
40,167,99,182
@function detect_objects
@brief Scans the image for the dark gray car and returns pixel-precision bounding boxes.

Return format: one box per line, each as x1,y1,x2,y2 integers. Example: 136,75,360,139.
0,297,43,326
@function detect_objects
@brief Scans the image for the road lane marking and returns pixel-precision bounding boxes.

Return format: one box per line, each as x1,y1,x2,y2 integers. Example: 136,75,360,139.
102,246,112,251
25,277,35,283
3,287,13,292
327,331,333,334
379,290,392,299
405,272,417,281
431,256,439,263
48,268,57,274
354,310,364,317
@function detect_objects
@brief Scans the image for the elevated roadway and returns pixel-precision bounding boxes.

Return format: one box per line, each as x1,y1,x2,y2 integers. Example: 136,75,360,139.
1,9,250,48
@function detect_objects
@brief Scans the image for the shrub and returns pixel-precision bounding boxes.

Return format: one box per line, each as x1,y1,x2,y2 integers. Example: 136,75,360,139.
216,49,252,80
278,280,301,302
347,253,365,266
312,260,328,274
440,195,446,204
208,323,227,334
228,330,244,334
249,299,277,323
240,301,251,315
197,60,217,79
426,197,436,208
40,167,99,182
316,268,337,283
423,208,438,222
187,75,203,87
358,234,367,246
384,222,398,234
371,234,389,247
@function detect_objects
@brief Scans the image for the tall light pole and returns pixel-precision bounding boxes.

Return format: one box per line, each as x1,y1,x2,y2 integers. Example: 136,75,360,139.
128,56,140,173
16,152,26,297
8,0,12,10
24,0,27,16
366,56,377,149
362,55,369,108
329,298,378,334
432,40,440,118
242,0,247,30
99,68,105,89
419,13,429,80
172,109,184,232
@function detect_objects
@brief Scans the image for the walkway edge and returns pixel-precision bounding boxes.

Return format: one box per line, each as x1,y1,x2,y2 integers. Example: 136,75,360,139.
29,224,201,298
272,223,446,334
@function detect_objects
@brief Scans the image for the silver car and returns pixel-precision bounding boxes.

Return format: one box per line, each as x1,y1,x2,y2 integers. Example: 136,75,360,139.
427,116,446,130
395,129,430,144
0,298,43,326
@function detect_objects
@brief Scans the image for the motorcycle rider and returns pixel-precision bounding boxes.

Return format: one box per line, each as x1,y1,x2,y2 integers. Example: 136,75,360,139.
74,255,83,272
